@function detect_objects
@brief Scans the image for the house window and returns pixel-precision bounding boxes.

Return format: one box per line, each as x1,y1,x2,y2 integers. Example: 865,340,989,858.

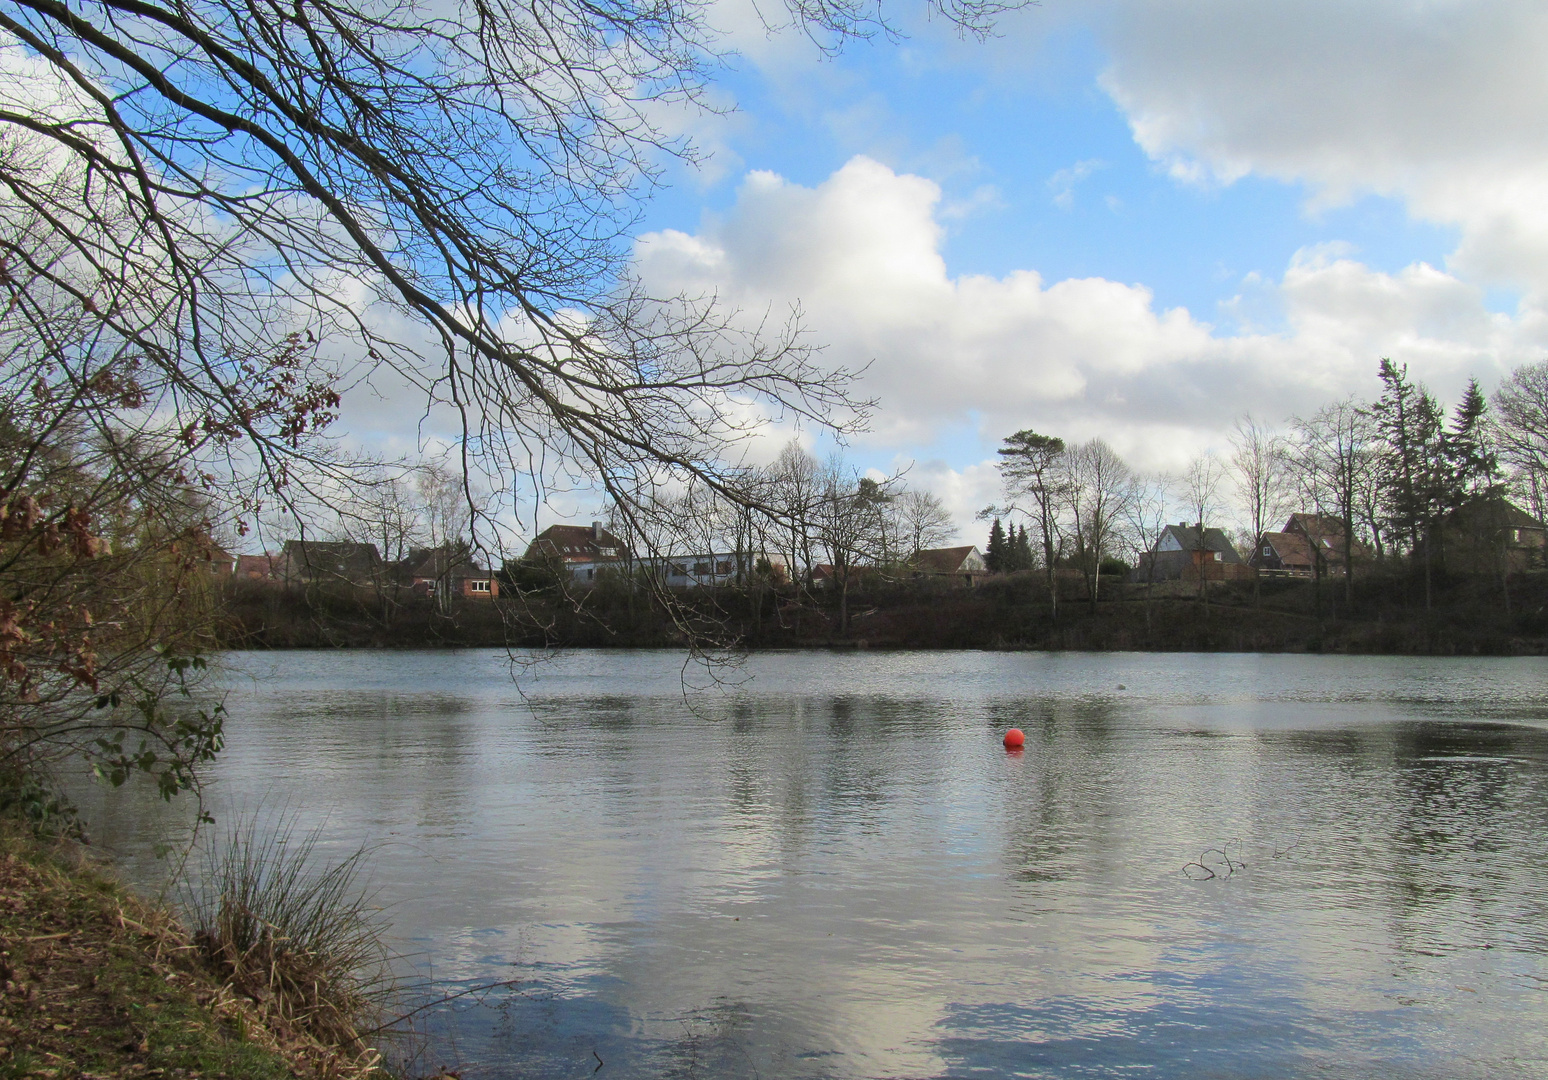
694,561,711,575
716,560,732,575
470,580,490,593
586,569,594,580
1262,544,1272,555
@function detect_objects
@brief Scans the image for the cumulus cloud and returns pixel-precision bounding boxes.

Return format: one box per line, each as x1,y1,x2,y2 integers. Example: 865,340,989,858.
1096,0,1548,292
636,157,1548,474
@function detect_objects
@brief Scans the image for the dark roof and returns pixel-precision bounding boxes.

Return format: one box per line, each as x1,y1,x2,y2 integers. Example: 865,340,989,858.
1257,531,1315,568
280,540,382,578
526,524,628,563
407,545,489,579
1285,513,1346,541
1448,495,1546,532
912,546,982,574
1159,525,1243,563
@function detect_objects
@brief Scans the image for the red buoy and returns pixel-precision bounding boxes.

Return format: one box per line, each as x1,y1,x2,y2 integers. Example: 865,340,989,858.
1003,728,1025,750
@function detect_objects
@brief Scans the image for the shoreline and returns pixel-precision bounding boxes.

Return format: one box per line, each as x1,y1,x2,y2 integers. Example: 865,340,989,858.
0,824,383,1080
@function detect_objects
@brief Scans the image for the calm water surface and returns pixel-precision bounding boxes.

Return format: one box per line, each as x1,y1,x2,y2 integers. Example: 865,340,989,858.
75,649,1548,1079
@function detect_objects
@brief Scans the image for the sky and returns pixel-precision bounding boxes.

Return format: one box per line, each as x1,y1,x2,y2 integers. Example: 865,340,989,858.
513,0,1548,545
16,0,1526,547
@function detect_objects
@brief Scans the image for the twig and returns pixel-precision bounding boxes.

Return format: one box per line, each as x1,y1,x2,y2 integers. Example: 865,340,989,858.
364,977,522,1033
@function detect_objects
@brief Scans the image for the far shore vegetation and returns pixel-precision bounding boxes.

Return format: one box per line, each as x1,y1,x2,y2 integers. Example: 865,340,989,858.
215,357,1548,658
214,561,1548,656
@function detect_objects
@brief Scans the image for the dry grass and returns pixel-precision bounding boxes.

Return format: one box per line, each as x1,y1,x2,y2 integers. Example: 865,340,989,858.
0,817,387,1079
180,817,398,1063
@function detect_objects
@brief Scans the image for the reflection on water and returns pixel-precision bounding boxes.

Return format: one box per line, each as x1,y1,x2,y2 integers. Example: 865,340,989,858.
71,650,1548,1079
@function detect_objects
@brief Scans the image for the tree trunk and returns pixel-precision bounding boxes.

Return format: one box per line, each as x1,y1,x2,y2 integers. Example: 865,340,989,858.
1423,530,1433,614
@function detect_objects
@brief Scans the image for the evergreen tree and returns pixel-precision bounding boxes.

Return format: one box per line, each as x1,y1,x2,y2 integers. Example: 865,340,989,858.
1444,378,1501,503
1370,358,1447,609
986,517,1007,572
1013,524,1034,571
995,429,1069,617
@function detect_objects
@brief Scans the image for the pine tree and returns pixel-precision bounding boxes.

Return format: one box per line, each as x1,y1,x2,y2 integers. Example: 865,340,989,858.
986,518,1007,572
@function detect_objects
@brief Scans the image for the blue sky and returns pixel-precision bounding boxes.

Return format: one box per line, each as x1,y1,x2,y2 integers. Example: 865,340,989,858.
311,1,1548,543
609,0,1548,536
644,20,1462,323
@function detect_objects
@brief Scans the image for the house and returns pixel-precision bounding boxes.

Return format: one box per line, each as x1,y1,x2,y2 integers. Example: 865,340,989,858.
1134,524,1249,581
523,522,629,585
1251,514,1364,577
643,553,745,588
203,544,236,575
234,552,280,580
1444,496,1547,573
405,544,499,599
910,545,988,585
276,540,382,585
1251,531,1318,576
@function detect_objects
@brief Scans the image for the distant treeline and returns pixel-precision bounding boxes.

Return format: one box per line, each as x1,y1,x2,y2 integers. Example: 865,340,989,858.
217,561,1548,655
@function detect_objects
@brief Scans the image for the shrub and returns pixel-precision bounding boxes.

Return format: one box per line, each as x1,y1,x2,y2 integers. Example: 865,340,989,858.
182,817,395,1055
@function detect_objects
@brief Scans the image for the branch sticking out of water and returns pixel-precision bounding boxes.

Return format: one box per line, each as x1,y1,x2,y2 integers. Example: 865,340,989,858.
1183,835,1301,880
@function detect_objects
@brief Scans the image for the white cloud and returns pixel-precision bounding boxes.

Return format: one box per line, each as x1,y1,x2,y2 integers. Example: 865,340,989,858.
1048,159,1105,210
634,155,1548,510
1095,0,1548,294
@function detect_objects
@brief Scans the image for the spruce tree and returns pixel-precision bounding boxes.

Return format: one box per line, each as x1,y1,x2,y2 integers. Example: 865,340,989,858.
1444,378,1501,503
1014,524,1034,571
1371,358,1447,609
986,518,1007,572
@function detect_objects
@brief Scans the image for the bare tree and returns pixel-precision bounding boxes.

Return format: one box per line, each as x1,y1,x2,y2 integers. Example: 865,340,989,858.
1121,472,1172,633
895,490,957,560
336,466,426,624
1290,399,1373,606
1178,453,1225,611
0,0,1048,662
1229,415,1291,606
1495,360,1548,524
763,441,823,589
1065,439,1133,613
811,458,893,635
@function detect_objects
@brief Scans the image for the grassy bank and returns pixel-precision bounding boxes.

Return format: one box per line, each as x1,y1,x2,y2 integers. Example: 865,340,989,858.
0,822,384,1080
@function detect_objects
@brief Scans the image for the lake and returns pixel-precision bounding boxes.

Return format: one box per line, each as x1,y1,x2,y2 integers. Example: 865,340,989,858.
72,649,1548,1079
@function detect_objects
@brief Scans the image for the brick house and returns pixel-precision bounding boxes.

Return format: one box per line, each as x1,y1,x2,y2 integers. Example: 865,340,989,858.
276,540,382,586
1444,496,1547,573
406,545,499,599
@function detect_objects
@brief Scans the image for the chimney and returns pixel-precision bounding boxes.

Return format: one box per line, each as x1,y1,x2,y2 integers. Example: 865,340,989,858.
593,520,604,540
